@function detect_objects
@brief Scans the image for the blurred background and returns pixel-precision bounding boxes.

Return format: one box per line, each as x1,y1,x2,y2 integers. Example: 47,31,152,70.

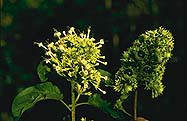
0,0,185,121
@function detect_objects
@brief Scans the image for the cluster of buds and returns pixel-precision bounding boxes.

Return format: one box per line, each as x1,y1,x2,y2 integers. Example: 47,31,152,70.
114,27,174,98
35,27,107,94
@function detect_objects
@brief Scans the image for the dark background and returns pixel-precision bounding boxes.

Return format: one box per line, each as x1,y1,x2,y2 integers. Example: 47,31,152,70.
0,0,186,121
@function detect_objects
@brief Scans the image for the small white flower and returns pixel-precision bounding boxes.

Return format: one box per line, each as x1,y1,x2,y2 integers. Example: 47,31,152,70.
100,39,104,44
44,59,51,64
34,42,47,49
45,51,52,56
87,27,91,38
97,60,107,65
97,44,102,48
68,27,75,34
98,88,106,94
90,38,95,41
84,70,88,75
47,42,54,48
102,76,108,80
54,32,61,39
80,33,84,38
95,63,99,66
100,56,105,59
55,66,61,71
38,42,43,47
81,117,86,121
70,27,75,32
59,45,65,51
62,31,66,36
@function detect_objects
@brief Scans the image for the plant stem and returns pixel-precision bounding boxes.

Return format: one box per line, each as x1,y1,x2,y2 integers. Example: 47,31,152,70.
133,89,138,121
71,81,76,121
120,108,132,117
75,93,81,103
76,102,89,107
60,100,71,111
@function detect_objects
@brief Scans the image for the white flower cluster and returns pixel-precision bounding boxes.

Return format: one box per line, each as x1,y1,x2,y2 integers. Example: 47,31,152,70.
35,27,108,94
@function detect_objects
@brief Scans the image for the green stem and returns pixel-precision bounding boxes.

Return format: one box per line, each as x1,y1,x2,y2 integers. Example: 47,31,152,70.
60,100,71,111
71,81,76,121
120,108,132,117
76,102,89,107
133,89,138,121
75,93,81,103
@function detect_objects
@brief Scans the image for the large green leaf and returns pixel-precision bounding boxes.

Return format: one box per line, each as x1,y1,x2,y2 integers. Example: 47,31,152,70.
88,94,124,120
12,82,63,118
37,61,51,82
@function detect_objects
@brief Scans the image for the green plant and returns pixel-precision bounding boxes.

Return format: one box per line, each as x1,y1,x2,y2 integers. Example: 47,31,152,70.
112,27,174,120
12,27,108,121
11,26,174,121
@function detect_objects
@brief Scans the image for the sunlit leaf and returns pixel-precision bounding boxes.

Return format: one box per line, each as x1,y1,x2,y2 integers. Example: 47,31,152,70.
12,82,63,118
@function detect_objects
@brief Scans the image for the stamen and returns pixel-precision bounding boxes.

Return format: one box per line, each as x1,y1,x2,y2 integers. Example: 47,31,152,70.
87,27,91,38
98,88,106,94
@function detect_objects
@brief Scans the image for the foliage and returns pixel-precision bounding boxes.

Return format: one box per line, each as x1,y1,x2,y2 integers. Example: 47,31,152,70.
12,82,63,117
88,93,124,120
37,61,51,82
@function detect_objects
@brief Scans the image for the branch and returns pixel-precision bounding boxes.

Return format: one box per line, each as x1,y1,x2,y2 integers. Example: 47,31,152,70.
75,102,89,107
60,100,71,111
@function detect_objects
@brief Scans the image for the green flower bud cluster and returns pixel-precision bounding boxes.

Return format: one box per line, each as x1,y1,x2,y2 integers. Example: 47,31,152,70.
114,27,174,98
35,27,107,94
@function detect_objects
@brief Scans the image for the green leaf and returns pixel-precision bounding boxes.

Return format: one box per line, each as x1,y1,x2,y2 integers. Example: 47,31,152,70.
88,94,124,120
37,61,51,82
12,82,63,118
98,69,112,77
98,69,114,87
